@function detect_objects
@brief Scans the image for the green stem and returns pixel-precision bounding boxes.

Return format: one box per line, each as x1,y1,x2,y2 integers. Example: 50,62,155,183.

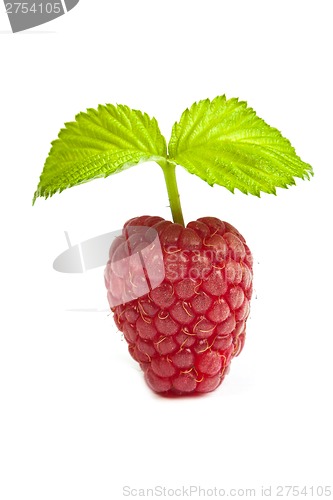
158,160,185,226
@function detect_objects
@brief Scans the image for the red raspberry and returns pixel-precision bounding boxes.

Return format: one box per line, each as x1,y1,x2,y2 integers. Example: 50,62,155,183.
105,216,253,395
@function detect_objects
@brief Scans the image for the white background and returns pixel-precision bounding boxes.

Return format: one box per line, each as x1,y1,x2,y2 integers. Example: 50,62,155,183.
1,1,333,499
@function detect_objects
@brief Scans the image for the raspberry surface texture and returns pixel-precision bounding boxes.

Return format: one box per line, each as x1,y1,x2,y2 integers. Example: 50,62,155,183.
105,216,253,395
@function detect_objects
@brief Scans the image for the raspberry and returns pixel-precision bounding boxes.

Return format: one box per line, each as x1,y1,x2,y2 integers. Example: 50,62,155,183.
34,97,312,398
105,215,253,395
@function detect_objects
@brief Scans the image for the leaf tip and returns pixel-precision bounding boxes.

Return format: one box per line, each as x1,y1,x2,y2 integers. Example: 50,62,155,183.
306,164,315,178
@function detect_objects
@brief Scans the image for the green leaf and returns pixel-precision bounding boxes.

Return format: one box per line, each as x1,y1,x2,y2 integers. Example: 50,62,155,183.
168,95,313,196
33,104,167,203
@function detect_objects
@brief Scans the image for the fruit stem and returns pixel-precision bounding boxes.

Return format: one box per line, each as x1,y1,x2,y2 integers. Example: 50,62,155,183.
158,160,185,226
